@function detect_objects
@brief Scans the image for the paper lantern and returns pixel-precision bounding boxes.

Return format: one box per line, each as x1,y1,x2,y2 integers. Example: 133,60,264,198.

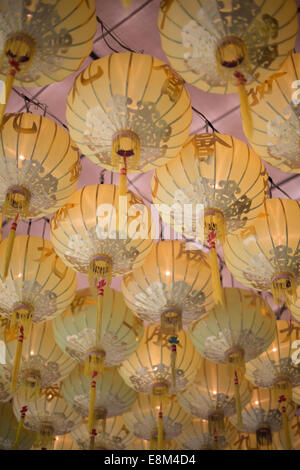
158,0,298,137
248,53,300,173
152,132,268,304
122,240,214,335
62,364,136,429
119,325,199,398
245,320,300,450
177,358,252,446
13,391,82,450
177,418,237,451
67,52,192,194
230,387,294,450
223,199,300,307
0,112,81,279
1,318,76,449
123,394,190,450
0,0,97,121
53,286,143,438
188,288,275,427
71,416,134,450
0,234,77,392
0,402,35,450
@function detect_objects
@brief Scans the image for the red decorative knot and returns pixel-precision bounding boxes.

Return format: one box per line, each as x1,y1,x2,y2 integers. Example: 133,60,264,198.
158,411,163,419
18,326,24,343
278,395,287,404
171,344,176,353
8,59,21,73
207,230,217,250
91,428,97,437
20,405,28,419
234,371,239,386
233,71,247,86
11,214,19,231
96,279,107,296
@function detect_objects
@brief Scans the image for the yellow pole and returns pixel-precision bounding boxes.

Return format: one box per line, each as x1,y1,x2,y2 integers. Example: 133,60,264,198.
13,405,27,450
11,325,24,392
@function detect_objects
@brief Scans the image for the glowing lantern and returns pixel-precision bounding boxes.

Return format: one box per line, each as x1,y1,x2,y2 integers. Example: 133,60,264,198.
223,199,300,307
230,387,294,450
0,112,81,279
177,418,237,451
158,0,298,137
248,53,300,174
0,0,97,122
62,364,136,432
245,320,300,450
177,358,252,448
71,416,134,450
0,234,77,393
122,240,213,335
152,133,268,305
66,52,192,195
123,394,190,450
188,288,275,428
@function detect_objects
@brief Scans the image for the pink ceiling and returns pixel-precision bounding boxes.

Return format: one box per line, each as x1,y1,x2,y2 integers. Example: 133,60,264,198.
3,0,300,318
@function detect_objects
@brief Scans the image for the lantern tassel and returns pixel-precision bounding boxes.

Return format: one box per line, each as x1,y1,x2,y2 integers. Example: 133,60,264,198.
281,409,292,450
157,404,164,451
88,371,98,435
208,243,223,306
3,213,19,280
213,428,219,450
234,370,243,429
13,405,27,450
89,429,97,450
234,72,253,139
205,209,225,305
119,156,127,196
11,325,24,392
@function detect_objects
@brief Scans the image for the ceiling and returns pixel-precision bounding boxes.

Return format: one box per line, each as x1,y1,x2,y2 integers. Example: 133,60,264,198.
3,0,300,320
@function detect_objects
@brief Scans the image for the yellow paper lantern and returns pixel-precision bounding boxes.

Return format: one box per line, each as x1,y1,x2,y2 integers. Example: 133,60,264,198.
152,133,268,305
0,112,81,280
0,402,35,450
67,52,192,194
71,416,134,450
119,325,199,399
1,319,75,394
177,358,252,445
122,240,213,335
158,0,298,137
0,0,97,121
13,391,82,450
53,288,144,368
62,364,136,427
123,394,190,450
230,387,294,450
248,53,300,174
188,288,275,427
223,199,300,307
245,320,300,450
177,418,237,451
0,234,77,393
53,286,143,438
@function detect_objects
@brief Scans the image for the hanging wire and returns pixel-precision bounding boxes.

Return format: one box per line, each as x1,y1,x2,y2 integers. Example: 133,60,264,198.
97,17,139,53
268,176,293,199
